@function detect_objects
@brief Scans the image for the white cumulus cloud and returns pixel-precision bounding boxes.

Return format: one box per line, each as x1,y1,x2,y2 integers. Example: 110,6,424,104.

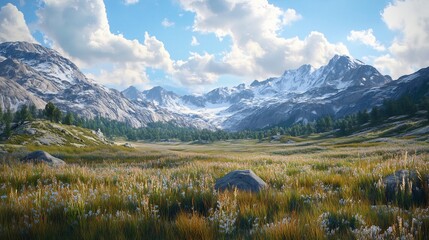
123,0,139,5
347,29,385,51
177,0,349,83
173,52,221,85
373,54,414,79
282,9,302,26
36,0,174,88
87,63,150,90
0,3,36,43
375,0,429,78
191,36,199,46
161,18,175,28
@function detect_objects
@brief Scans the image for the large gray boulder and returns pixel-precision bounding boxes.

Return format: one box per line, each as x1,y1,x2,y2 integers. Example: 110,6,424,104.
383,170,428,205
215,170,267,192
21,151,66,166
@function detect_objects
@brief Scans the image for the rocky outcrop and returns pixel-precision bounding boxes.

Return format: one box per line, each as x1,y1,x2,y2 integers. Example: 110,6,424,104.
383,170,428,206
21,150,66,166
7,120,111,146
215,170,267,192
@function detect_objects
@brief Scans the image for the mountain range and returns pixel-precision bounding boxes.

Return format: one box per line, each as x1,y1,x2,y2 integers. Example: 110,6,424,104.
0,41,428,131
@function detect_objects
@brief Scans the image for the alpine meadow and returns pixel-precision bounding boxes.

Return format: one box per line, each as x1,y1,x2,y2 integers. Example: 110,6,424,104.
0,0,429,239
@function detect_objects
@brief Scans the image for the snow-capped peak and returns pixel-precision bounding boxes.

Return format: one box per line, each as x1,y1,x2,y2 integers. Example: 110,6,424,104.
326,55,364,71
141,86,180,107
0,41,87,87
122,86,143,101
246,54,387,97
2,41,415,132
282,64,315,77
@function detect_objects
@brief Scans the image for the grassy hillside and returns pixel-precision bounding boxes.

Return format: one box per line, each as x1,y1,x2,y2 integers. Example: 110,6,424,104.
2,120,110,147
0,136,428,239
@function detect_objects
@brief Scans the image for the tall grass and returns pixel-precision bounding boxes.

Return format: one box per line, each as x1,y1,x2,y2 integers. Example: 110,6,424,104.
0,139,428,239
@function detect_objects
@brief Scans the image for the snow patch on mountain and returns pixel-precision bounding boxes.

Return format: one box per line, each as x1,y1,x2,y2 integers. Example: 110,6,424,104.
3,41,426,131
121,54,394,130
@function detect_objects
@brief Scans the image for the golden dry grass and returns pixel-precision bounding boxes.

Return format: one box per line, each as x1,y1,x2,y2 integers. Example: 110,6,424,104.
0,137,428,239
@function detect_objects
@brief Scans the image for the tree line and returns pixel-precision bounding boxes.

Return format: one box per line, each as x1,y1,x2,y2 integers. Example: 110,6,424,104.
284,94,429,137
0,102,75,139
1,94,428,141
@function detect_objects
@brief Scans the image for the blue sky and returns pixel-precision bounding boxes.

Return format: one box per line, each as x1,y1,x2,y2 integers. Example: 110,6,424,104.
0,0,428,94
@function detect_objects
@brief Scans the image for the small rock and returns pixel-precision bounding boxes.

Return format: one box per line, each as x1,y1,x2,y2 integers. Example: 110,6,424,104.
123,143,133,148
215,170,267,192
93,129,107,142
21,151,66,167
271,135,281,141
383,170,428,205
25,128,37,135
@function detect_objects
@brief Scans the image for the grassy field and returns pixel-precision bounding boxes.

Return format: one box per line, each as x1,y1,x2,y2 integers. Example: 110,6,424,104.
0,136,428,239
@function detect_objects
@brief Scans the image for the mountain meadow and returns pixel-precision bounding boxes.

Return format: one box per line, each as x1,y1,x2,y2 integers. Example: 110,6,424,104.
0,34,429,239
0,40,429,240
2,0,429,238
0,104,429,239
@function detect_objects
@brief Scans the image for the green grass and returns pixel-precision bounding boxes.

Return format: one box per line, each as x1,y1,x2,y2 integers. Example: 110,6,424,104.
0,137,428,239
5,120,108,147
272,146,326,156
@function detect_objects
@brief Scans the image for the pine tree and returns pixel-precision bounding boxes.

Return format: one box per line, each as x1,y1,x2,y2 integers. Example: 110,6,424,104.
0,105,3,125
370,106,380,125
29,104,37,119
357,110,369,125
425,100,429,120
44,102,56,122
53,108,62,123
17,105,31,124
427,107,429,121
315,118,325,133
3,108,12,138
383,99,395,117
37,109,44,119
64,112,74,125
324,116,333,131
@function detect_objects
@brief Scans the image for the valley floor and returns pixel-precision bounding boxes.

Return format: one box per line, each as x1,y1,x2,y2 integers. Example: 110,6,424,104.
0,136,428,239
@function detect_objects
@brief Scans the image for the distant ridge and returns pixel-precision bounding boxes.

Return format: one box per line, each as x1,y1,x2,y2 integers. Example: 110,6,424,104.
0,41,428,131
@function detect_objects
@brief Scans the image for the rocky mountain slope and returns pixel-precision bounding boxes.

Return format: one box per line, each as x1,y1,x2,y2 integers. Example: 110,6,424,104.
0,75,46,110
1,41,428,131
0,42,211,129
123,55,428,130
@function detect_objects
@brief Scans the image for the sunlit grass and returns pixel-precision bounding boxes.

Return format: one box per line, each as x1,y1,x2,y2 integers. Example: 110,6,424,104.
0,138,428,239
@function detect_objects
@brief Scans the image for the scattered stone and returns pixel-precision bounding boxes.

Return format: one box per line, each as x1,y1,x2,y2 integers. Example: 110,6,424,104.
215,169,267,192
38,133,65,146
367,138,394,143
70,143,85,148
123,143,133,148
382,170,428,205
403,126,429,136
25,128,37,135
93,129,106,142
21,151,66,166
271,134,281,141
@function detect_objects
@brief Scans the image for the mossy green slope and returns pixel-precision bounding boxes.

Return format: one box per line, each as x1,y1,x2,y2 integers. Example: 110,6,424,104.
4,120,109,147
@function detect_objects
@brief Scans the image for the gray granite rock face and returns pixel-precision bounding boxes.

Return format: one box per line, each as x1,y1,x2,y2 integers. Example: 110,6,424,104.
215,170,267,192
22,151,66,166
